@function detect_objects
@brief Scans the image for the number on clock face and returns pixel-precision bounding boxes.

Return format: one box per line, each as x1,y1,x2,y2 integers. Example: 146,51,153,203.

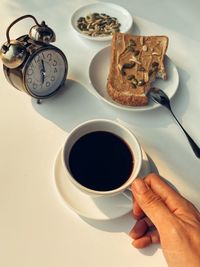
25,49,67,97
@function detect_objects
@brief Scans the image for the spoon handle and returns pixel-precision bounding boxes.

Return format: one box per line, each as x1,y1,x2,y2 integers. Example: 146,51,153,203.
170,109,200,158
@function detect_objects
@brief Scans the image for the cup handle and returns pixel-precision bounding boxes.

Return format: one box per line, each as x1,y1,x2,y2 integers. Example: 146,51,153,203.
122,186,133,201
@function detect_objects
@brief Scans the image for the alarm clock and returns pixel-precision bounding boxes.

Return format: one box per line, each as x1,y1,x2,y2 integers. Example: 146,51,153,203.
0,14,68,103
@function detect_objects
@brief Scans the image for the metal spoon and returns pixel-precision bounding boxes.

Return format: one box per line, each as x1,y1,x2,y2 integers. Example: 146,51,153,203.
149,87,200,158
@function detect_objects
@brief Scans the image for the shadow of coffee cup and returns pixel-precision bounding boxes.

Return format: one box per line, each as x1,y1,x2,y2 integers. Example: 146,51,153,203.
61,119,142,197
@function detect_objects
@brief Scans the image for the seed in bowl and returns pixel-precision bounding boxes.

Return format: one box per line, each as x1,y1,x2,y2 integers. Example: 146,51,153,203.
77,12,121,37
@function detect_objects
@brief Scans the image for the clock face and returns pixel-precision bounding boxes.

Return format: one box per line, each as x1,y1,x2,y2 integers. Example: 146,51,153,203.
24,48,67,97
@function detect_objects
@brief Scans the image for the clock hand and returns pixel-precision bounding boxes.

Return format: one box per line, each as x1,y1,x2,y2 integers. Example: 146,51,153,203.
40,60,46,84
41,60,46,73
41,71,45,84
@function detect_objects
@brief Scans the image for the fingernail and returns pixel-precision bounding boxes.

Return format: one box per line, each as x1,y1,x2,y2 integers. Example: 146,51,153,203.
133,179,148,194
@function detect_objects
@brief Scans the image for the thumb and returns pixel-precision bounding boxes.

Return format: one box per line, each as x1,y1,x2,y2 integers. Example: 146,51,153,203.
131,178,174,229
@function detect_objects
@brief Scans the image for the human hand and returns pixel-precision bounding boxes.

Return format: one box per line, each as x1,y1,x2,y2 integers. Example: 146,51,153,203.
129,173,200,267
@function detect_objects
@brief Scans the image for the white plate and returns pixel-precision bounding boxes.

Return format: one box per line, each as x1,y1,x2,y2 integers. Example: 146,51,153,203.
89,46,179,111
70,2,133,41
54,148,151,220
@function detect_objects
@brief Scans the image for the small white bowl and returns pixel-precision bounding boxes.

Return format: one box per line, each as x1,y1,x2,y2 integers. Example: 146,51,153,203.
70,2,133,41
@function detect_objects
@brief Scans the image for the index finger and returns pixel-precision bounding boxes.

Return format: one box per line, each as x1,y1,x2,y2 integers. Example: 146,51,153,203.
136,173,189,214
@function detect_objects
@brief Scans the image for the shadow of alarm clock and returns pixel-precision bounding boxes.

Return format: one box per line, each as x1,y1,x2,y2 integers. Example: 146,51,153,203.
0,14,68,104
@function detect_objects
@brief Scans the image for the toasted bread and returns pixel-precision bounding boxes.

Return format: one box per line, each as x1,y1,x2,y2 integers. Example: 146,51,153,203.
107,33,169,106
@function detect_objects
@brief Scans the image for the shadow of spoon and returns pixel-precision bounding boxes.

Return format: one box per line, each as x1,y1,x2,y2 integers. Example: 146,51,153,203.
149,87,200,159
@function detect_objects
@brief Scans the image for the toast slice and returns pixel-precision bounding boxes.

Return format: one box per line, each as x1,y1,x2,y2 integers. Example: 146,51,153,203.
107,33,169,106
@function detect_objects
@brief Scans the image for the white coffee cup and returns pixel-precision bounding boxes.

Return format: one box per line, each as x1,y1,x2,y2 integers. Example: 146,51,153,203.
62,119,142,197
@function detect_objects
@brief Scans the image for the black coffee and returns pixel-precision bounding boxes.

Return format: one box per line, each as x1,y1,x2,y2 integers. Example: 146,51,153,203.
68,131,134,191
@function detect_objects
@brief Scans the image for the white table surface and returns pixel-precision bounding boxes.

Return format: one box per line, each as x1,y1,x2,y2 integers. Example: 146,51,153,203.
0,0,200,266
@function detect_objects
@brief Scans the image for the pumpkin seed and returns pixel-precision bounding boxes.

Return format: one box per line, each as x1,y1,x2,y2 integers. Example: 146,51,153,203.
152,65,158,72
149,69,153,76
132,78,138,85
127,74,135,80
133,50,140,56
152,62,159,67
123,62,135,69
120,68,126,75
131,82,137,88
77,12,121,37
101,13,108,17
138,66,145,71
129,39,136,46
138,79,145,86
77,17,85,23
127,46,135,52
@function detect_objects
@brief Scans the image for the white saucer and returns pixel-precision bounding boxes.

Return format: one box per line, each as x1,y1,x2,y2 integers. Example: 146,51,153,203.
89,46,179,111
54,148,151,220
